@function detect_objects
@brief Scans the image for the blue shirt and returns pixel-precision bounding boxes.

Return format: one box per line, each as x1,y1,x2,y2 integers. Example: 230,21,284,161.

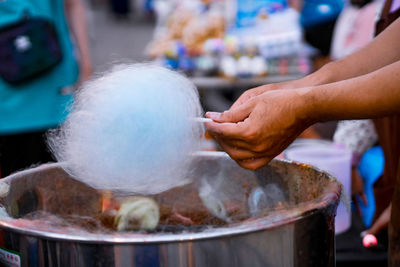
0,0,79,134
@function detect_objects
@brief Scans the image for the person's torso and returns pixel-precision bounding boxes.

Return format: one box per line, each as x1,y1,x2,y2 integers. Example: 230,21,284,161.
0,0,79,134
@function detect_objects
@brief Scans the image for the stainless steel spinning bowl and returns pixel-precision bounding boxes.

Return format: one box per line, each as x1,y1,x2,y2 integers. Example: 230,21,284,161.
0,153,341,267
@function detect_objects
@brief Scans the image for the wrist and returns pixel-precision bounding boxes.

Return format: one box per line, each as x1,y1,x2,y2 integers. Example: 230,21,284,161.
293,87,318,127
302,62,337,86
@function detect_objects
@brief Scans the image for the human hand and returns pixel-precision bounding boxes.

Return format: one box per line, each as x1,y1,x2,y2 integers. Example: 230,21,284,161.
230,85,272,110
230,77,314,110
361,203,391,237
205,88,313,170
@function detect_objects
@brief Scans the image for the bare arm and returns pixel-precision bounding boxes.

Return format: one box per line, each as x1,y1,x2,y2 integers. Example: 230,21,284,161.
305,60,400,121
231,17,400,109
205,60,400,169
64,0,92,83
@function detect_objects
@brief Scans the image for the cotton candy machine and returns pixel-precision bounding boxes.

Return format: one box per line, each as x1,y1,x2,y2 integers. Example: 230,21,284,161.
0,152,340,267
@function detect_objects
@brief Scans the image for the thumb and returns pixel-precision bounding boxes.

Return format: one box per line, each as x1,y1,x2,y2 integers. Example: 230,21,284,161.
206,100,254,123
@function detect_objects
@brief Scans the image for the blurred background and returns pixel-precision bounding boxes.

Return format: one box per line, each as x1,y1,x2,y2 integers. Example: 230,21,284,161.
87,0,153,71
85,0,376,137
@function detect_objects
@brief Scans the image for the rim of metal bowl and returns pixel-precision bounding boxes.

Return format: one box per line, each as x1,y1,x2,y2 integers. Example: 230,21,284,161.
0,152,341,244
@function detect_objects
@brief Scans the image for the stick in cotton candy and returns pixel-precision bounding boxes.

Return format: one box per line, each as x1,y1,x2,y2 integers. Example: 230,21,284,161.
47,64,204,194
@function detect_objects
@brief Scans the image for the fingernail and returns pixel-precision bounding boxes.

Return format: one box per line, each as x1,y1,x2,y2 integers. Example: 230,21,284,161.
206,112,221,120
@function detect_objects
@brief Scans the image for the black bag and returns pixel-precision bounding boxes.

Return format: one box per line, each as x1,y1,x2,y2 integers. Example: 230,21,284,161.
0,17,63,85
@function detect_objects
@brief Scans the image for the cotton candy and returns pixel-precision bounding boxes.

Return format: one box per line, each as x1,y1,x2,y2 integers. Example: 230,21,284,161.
48,64,204,194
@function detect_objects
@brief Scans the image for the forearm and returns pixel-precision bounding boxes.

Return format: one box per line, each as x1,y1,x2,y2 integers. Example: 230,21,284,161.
321,17,400,82
278,17,400,89
65,0,92,72
302,60,400,123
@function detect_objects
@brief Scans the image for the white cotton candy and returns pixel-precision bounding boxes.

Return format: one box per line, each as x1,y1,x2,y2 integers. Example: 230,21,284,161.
48,64,204,194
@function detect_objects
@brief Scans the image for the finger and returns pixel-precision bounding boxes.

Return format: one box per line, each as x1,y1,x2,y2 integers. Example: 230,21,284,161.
206,124,257,151
205,121,246,139
236,157,272,170
210,130,272,155
206,100,254,123
230,86,265,110
230,93,253,110
208,131,261,150
217,139,263,160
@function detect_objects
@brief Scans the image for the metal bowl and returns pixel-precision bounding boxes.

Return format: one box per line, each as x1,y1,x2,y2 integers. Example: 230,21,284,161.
0,152,341,267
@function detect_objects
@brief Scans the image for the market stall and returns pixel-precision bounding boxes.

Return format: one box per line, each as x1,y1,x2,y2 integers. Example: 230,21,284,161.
146,0,312,98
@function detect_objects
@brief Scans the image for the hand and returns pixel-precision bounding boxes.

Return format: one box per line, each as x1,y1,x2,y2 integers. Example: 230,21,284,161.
230,77,315,110
205,88,313,170
230,85,271,110
362,203,391,237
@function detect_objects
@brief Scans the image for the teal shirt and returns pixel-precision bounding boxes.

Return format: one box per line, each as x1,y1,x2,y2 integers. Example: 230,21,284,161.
0,0,79,134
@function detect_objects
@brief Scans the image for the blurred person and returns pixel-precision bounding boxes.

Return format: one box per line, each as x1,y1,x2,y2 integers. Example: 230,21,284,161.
331,0,381,60
330,0,383,178
290,0,344,57
0,0,92,177
205,0,400,262
296,0,381,141
332,0,394,239
333,120,378,190
298,0,387,229
362,203,391,238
